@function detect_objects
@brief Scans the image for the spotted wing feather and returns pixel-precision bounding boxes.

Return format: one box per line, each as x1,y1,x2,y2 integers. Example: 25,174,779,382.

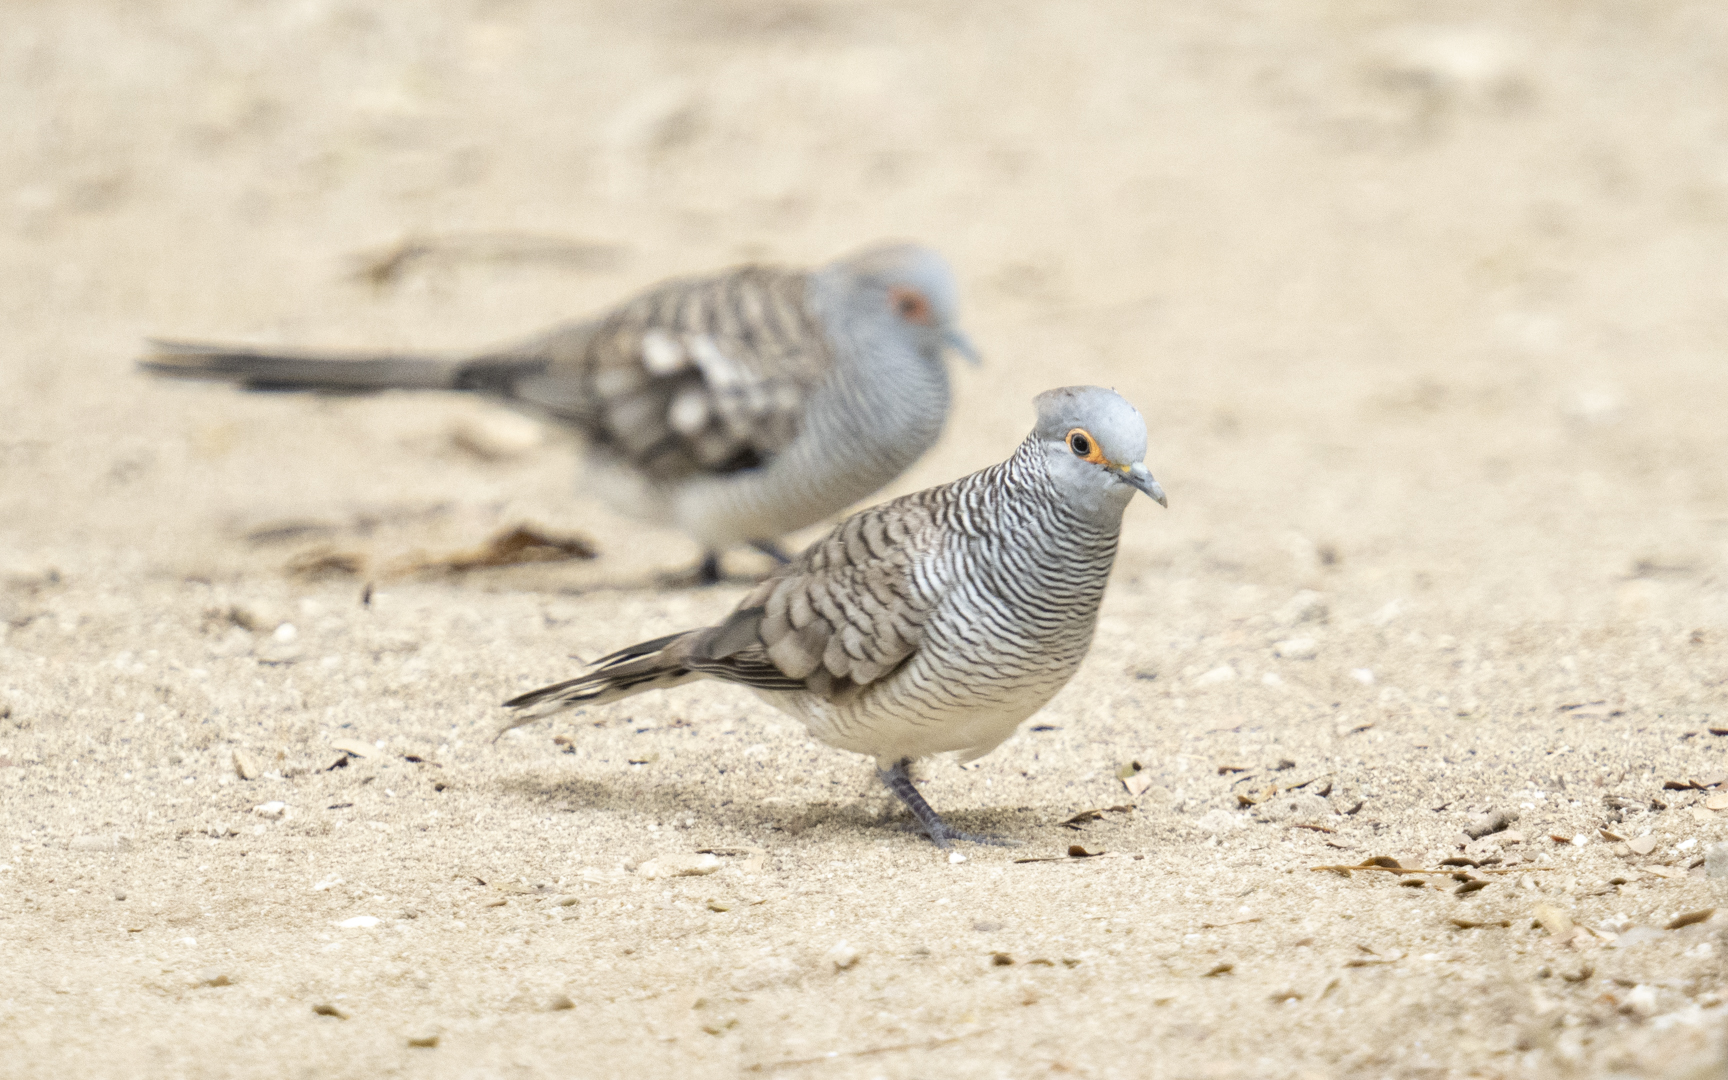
499,493,946,731
490,265,832,480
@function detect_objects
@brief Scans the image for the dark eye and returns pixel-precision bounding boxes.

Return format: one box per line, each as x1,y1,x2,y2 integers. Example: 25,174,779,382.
1066,427,1106,463
889,286,933,325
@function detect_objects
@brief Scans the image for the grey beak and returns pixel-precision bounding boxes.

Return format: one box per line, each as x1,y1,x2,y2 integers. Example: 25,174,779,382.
945,327,981,366
1126,462,1167,507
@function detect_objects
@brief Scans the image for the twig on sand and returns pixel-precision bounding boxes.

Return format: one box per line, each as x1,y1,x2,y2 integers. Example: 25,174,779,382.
746,1029,992,1072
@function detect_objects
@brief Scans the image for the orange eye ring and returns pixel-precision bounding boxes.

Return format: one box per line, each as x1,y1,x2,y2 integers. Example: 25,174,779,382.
1066,428,1106,463
889,286,934,326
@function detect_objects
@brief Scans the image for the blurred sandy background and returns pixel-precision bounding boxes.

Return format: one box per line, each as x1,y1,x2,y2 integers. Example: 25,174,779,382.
2,2,1726,1077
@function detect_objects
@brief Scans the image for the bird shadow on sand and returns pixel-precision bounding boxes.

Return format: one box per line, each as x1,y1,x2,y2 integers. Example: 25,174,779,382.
491,771,1038,847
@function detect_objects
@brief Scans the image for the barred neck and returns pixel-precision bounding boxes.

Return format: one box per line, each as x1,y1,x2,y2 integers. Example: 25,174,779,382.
942,438,1126,544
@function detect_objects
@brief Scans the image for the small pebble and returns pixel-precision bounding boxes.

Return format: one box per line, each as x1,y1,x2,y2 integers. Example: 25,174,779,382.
637,853,722,879
449,412,545,461
407,1034,440,1049
338,915,380,929
1273,638,1317,660
1706,842,1728,880
823,942,861,972
548,994,576,1011
329,738,377,759
1627,836,1657,856
252,802,286,820
69,835,130,853
1463,809,1517,840
1622,984,1658,1017
948,851,968,864
311,1003,348,1019
231,749,261,781
1532,903,1574,939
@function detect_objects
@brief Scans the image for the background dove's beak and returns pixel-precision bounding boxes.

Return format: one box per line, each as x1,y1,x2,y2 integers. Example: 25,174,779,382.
945,327,981,366
1125,462,1167,507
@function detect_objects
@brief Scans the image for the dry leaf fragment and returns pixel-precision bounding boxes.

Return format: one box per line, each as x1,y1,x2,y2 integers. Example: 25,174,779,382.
1067,845,1104,858
286,548,366,579
330,738,377,759
1455,879,1490,895
1599,828,1626,842
1123,770,1155,797
1643,866,1687,880
312,1004,348,1019
1666,909,1714,930
991,952,1015,967
1449,918,1511,929
1203,962,1234,977
419,524,597,573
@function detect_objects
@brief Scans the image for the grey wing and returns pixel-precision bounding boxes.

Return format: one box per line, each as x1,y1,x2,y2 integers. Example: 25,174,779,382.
686,495,944,703
483,265,834,481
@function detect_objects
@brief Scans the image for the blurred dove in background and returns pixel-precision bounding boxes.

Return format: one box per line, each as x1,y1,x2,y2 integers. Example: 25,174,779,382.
142,241,978,582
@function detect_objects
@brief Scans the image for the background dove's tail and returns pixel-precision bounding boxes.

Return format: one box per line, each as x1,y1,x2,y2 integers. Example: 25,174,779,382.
140,339,548,396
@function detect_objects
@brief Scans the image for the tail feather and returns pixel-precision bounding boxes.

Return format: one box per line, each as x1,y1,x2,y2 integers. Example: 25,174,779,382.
497,610,806,740
496,631,703,738
141,339,471,393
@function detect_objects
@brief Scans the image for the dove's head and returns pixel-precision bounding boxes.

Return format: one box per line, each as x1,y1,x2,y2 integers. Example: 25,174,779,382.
1031,386,1167,517
821,242,980,366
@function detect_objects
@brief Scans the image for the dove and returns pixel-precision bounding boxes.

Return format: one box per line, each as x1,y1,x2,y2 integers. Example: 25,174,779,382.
142,242,977,582
503,386,1166,845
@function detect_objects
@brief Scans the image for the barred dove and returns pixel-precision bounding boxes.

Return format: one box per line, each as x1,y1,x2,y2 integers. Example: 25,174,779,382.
141,242,978,582
503,386,1167,846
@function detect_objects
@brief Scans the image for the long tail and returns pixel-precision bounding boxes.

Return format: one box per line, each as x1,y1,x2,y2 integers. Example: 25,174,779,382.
140,339,547,395
496,607,799,739
495,631,703,738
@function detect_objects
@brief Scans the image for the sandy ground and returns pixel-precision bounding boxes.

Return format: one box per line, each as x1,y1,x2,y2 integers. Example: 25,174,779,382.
4,2,1728,1077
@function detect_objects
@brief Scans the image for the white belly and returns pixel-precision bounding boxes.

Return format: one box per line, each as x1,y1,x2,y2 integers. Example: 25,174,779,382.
758,664,1077,770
